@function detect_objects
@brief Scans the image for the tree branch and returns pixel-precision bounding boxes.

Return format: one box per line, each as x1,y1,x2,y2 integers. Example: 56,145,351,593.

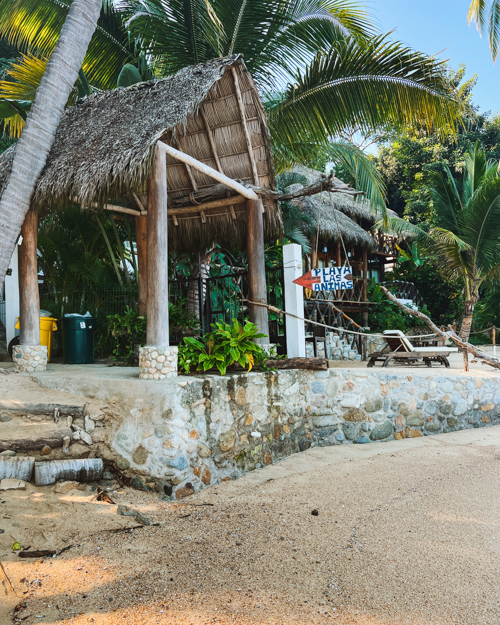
379,286,500,370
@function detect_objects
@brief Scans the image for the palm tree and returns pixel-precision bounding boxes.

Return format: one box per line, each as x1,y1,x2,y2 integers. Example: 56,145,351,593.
385,141,500,371
468,0,500,60
0,0,103,287
0,0,459,205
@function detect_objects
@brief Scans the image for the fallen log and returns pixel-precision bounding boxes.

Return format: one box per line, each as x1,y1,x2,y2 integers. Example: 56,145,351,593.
0,428,73,452
379,286,500,371
0,401,85,415
266,357,328,371
0,457,34,481
34,458,103,486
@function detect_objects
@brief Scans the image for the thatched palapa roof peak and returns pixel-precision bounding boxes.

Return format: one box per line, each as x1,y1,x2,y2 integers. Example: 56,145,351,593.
0,55,280,253
289,165,376,223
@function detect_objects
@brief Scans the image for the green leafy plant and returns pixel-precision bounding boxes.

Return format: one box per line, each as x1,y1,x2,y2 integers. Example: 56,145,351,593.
367,279,431,332
107,306,146,365
178,319,267,375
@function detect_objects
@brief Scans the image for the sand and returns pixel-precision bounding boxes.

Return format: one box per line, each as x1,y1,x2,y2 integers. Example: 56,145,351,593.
1,424,500,625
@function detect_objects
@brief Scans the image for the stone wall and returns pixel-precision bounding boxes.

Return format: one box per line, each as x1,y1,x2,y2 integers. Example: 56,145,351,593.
33,367,500,500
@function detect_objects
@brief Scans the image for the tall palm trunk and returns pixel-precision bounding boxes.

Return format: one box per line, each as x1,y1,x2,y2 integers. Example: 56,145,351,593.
459,285,479,372
0,0,102,287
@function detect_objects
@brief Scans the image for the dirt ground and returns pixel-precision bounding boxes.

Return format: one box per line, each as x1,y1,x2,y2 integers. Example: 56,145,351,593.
2,421,500,625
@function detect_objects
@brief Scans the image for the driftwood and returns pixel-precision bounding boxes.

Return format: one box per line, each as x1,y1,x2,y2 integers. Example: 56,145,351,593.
0,428,73,452
0,401,84,415
266,357,328,371
18,550,56,559
0,457,34,481
170,173,363,209
34,458,103,486
380,286,500,370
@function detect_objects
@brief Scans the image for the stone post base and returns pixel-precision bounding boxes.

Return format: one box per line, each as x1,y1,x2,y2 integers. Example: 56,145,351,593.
12,345,48,372
139,346,178,380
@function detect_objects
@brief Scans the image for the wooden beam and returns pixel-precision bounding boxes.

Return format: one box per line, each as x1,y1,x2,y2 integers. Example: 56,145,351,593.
146,143,170,346
231,66,260,186
158,142,258,200
175,134,198,192
169,195,245,216
200,106,223,172
136,215,148,316
18,209,40,345
132,192,147,214
246,198,269,342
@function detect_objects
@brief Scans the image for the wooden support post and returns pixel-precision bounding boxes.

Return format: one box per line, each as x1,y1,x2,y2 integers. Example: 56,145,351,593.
311,234,318,270
135,215,148,316
493,325,496,357
362,250,368,302
146,143,169,346
18,209,40,345
246,198,269,343
336,243,342,299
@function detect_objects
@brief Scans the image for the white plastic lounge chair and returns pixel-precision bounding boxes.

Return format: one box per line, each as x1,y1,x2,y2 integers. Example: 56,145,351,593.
367,330,459,368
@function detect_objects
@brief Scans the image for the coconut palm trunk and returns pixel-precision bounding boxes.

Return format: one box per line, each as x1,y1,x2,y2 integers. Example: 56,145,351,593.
0,0,103,287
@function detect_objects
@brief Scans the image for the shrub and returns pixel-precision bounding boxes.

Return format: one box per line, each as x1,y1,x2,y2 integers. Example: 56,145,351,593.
178,319,268,375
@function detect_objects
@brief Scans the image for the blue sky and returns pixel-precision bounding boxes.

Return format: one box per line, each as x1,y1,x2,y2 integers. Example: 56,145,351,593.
372,0,498,115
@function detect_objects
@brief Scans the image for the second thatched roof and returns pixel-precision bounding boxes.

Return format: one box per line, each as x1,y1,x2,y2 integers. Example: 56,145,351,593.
290,165,376,223
296,196,375,250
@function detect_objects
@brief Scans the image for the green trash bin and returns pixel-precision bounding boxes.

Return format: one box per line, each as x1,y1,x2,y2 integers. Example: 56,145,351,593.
63,316,96,364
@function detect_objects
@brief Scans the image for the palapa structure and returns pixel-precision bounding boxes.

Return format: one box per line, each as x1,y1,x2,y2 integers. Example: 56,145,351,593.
286,167,397,324
0,55,279,377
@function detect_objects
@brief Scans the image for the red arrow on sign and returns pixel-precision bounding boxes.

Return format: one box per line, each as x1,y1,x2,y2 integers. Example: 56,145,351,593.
293,271,320,289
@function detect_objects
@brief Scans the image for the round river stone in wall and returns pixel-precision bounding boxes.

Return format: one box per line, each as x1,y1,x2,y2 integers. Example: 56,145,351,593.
342,422,358,441
132,444,149,465
406,410,425,427
343,408,367,422
370,420,393,441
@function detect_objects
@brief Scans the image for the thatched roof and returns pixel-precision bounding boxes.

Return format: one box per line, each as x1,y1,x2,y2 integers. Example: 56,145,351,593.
0,55,280,253
296,195,375,250
290,165,375,223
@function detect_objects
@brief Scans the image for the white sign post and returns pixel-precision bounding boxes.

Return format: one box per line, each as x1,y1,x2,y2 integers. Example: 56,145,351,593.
283,244,306,357
5,245,20,346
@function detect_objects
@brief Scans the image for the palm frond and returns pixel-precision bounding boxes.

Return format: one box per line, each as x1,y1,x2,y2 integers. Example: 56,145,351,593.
0,0,133,89
268,35,459,166
324,140,386,215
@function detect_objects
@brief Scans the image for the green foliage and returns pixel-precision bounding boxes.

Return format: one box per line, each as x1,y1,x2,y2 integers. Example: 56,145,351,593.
107,305,146,365
385,262,462,326
375,68,500,222
117,63,142,87
178,319,267,375
367,279,431,332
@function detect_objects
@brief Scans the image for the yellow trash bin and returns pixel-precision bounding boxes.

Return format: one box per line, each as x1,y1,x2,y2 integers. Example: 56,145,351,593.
14,317,58,362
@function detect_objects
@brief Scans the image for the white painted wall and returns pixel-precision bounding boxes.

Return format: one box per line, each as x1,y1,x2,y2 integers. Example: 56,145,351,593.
283,243,305,357
5,244,20,346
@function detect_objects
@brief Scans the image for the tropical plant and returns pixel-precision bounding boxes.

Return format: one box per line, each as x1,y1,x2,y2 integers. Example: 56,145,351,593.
107,305,146,364
178,319,267,375
468,0,500,60
365,279,430,332
384,141,500,370
0,0,103,288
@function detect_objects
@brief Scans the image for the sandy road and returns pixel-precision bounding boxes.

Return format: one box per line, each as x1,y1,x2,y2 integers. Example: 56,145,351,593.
1,426,500,625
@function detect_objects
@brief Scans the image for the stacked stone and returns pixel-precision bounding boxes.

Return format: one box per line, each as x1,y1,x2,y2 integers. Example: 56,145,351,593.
139,346,178,380
12,345,48,373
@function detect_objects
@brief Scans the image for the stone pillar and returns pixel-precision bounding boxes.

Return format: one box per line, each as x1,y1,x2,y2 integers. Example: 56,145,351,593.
12,344,48,373
139,345,178,380
283,243,306,357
